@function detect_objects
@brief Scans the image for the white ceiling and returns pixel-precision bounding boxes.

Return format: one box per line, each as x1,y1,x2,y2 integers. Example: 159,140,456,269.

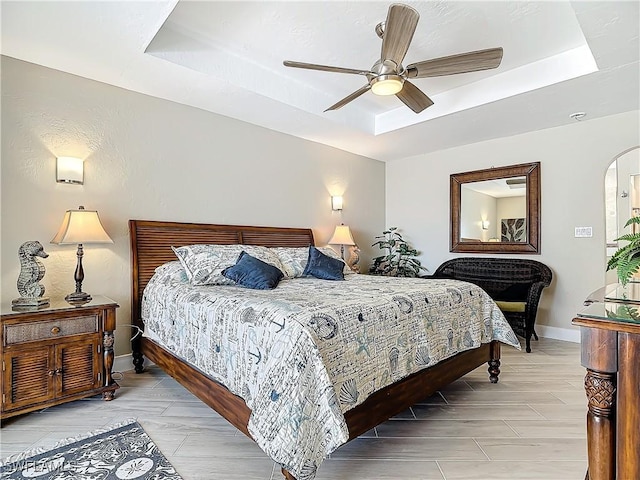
1,1,638,162
464,178,527,198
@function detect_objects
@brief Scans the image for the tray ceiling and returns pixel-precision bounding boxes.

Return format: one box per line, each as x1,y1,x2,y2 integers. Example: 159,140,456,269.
1,1,638,161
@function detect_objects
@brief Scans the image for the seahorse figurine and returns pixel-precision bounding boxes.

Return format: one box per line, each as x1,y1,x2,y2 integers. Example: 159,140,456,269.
12,240,50,307
347,245,361,273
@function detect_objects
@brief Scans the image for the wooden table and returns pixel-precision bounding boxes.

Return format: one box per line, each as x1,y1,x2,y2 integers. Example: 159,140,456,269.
1,296,119,420
573,288,640,480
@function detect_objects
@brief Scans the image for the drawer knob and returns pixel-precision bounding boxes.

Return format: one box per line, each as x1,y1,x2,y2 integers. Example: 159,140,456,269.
51,326,61,335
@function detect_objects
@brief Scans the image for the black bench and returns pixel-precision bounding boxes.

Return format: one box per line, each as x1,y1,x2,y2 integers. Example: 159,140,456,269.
428,258,552,352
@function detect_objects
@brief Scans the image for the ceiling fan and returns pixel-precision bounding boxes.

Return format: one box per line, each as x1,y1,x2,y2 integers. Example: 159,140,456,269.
283,3,503,114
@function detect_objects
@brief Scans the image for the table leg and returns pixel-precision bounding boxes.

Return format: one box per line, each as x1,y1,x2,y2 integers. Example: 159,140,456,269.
617,332,640,479
584,370,616,480
102,331,116,400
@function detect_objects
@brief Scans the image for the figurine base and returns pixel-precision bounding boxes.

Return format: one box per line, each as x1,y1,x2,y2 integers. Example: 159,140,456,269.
12,296,50,307
12,297,50,311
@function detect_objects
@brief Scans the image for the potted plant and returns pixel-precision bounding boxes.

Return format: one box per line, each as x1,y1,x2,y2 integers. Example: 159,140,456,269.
369,227,427,277
607,216,640,285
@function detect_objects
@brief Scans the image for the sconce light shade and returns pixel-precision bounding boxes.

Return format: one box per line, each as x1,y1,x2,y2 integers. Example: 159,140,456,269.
56,157,84,185
482,220,490,230
331,196,343,211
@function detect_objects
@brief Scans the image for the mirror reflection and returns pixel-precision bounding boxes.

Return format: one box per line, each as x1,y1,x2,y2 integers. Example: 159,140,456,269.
450,162,540,254
460,177,527,243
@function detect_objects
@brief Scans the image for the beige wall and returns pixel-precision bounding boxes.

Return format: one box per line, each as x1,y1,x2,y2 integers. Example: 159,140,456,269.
460,189,495,242
0,57,386,355
387,110,640,341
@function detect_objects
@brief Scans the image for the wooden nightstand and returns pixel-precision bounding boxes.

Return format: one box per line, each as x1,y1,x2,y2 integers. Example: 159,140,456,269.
0,296,119,420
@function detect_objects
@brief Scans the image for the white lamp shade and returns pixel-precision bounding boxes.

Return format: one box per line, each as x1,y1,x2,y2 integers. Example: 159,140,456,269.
331,196,343,211
51,207,113,245
56,157,84,184
328,224,356,246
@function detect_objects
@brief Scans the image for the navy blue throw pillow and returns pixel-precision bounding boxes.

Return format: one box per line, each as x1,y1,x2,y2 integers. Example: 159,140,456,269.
222,251,284,290
302,246,345,281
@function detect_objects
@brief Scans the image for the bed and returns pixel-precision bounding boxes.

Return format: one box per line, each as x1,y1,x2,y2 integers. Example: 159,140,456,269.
129,220,519,480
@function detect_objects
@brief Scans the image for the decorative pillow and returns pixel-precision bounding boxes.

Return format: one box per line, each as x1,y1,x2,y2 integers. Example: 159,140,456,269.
153,261,189,284
172,244,284,286
302,246,345,281
222,251,284,290
317,247,355,275
271,247,310,278
272,246,352,278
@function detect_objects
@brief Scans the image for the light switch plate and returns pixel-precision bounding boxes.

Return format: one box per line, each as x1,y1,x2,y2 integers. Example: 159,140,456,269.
575,226,593,238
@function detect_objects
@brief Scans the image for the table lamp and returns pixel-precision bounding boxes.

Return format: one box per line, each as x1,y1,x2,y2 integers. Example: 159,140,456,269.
328,224,356,260
51,206,113,303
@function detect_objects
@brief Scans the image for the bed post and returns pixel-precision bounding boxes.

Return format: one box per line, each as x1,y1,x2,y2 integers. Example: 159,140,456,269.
488,340,501,383
281,467,297,480
132,339,145,373
129,220,145,374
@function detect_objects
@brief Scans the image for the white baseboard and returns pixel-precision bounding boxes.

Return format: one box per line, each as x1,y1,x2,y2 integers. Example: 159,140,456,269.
113,354,134,374
113,353,154,374
536,325,581,343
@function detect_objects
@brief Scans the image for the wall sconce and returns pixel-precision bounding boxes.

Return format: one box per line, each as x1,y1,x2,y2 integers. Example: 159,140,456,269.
56,157,84,185
482,220,490,230
331,195,343,211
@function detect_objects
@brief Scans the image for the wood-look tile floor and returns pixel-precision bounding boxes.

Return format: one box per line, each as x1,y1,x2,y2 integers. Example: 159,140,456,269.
1,338,587,479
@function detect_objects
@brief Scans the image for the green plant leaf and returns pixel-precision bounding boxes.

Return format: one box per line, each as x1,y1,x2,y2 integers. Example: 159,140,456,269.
624,216,640,228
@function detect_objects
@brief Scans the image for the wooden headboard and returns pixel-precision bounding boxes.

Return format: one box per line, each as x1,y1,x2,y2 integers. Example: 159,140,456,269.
129,220,315,333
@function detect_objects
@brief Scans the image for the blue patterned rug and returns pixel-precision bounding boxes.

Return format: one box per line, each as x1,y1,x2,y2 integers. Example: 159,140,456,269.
0,419,183,479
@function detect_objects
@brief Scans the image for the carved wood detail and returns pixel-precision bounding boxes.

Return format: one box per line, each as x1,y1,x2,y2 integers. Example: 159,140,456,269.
488,359,500,384
584,370,616,415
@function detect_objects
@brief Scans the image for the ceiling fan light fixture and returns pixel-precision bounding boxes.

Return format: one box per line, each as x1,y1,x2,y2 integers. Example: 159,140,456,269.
370,75,404,96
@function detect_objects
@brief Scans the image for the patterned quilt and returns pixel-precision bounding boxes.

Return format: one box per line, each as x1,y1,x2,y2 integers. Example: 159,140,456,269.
142,264,520,480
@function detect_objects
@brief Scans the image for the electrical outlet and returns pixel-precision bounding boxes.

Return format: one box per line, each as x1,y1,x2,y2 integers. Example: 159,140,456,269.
575,227,593,238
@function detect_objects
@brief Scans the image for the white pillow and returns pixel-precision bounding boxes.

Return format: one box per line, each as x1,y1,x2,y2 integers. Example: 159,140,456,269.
153,261,189,284
172,244,285,286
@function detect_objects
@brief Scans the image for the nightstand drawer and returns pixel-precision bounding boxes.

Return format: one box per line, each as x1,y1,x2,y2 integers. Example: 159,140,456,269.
4,315,99,345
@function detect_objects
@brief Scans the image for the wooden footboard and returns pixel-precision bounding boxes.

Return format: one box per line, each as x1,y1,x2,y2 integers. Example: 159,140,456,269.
140,337,500,441
138,336,500,480
129,219,503,480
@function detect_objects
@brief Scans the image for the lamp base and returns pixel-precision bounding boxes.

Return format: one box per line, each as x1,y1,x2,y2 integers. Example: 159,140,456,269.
65,291,92,305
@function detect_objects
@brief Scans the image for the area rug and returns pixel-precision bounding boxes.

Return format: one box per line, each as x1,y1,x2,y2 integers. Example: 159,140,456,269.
0,419,183,480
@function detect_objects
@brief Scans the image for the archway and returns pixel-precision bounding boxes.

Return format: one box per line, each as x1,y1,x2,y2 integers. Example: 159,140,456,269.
605,146,640,283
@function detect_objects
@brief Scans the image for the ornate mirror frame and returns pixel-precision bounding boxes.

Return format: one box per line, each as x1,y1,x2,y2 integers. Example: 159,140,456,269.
450,162,540,254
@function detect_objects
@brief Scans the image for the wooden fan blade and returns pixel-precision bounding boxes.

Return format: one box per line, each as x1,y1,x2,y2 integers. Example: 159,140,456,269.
406,47,504,78
325,85,371,112
396,80,433,113
283,61,370,76
380,4,419,66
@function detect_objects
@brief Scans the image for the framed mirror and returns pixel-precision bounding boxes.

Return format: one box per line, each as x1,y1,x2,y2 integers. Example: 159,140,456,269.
450,162,540,253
